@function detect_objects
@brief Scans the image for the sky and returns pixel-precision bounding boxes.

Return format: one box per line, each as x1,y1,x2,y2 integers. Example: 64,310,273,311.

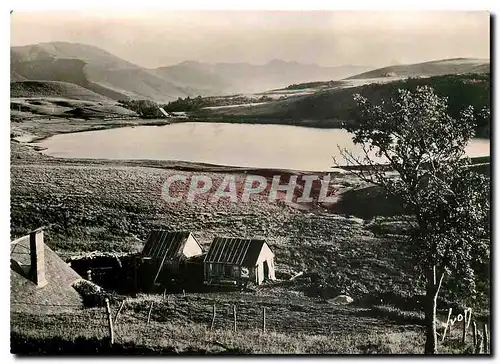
10,10,490,68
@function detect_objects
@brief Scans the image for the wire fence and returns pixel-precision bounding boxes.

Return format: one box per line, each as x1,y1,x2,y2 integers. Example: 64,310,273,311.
10,297,491,354
11,302,109,340
11,297,304,346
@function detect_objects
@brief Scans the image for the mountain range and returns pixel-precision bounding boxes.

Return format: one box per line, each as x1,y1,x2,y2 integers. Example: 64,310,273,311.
11,42,490,103
347,58,490,80
11,42,372,102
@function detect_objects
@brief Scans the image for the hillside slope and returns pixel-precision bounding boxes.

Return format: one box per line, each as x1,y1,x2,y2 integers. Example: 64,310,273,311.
202,73,491,138
11,80,113,102
11,42,372,100
347,58,490,80
11,42,138,69
10,80,139,122
154,60,371,95
11,53,130,100
11,42,193,102
152,61,230,96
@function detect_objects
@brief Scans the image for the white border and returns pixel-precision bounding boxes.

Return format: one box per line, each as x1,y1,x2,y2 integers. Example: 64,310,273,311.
4,1,500,10
2,1,497,363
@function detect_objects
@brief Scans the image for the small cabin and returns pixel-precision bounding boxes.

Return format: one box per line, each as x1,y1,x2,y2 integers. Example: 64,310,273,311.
138,230,203,290
203,237,276,286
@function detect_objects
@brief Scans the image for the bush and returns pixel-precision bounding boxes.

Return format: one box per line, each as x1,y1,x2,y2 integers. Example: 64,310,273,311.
118,100,163,119
72,280,107,307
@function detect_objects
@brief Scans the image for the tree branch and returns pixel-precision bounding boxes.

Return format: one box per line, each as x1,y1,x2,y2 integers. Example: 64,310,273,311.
433,265,437,286
436,271,445,297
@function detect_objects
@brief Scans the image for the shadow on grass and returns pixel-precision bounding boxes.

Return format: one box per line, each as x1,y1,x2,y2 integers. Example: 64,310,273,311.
357,305,425,326
11,333,250,355
330,186,405,219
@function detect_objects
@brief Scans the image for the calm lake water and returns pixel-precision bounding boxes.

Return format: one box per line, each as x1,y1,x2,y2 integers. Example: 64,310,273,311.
36,122,490,171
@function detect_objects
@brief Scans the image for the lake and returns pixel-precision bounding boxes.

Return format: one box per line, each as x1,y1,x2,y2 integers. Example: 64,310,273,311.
36,122,490,172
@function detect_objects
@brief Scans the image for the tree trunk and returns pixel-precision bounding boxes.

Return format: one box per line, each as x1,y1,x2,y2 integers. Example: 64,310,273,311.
424,284,438,354
424,266,444,355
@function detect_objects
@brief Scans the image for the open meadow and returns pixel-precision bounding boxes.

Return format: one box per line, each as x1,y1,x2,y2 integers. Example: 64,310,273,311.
9,38,490,354
10,126,489,354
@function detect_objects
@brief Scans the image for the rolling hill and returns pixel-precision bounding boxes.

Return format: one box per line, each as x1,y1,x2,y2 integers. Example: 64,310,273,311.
347,58,490,80
11,42,194,102
11,80,113,102
200,73,491,138
152,61,230,96
10,80,139,121
11,42,489,104
153,60,371,95
11,41,137,69
11,42,373,101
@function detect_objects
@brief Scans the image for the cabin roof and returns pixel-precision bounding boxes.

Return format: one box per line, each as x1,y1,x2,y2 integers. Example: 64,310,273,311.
10,232,83,313
204,237,272,266
141,230,197,261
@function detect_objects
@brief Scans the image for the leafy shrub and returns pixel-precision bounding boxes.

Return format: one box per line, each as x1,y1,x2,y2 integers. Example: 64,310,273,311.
73,280,107,307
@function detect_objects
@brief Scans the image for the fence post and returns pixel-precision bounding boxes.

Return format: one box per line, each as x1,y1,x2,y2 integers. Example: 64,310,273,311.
133,257,138,297
114,300,125,324
211,304,216,330
233,305,237,332
441,308,452,342
475,332,483,354
462,309,467,344
104,298,114,346
262,307,266,333
147,302,154,325
483,324,488,354
473,321,477,347
87,269,92,282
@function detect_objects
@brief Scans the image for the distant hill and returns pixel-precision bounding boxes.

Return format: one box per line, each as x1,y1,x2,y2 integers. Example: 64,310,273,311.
152,61,230,96
347,58,490,80
11,80,113,102
10,69,26,82
11,41,137,69
11,42,373,101
202,73,491,138
11,42,194,102
154,60,371,95
14,42,488,103
274,80,349,91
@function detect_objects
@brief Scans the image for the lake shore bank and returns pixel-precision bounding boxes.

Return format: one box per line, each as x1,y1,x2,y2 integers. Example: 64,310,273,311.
12,115,490,174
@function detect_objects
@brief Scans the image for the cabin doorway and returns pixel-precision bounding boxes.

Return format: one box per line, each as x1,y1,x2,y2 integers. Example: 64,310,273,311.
263,261,270,279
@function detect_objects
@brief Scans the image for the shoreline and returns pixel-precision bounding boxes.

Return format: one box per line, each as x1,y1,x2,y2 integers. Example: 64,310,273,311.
11,116,490,175
15,143,347,176
11,116,346,174
23,119,173,144
25,117,352,143
13,113,492,143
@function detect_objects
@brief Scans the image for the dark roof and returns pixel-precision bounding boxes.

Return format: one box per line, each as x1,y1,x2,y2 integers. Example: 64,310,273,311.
141,230,195,261
204,237,272,266
10,233,83,314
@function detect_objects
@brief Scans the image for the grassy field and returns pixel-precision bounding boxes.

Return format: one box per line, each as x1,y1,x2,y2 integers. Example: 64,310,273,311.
12,291,485,354
10,141,417,298
10,110,490,354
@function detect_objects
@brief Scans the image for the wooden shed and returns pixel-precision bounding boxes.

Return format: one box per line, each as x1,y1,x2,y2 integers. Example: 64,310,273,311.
138,230,203,289
203,237,276,286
